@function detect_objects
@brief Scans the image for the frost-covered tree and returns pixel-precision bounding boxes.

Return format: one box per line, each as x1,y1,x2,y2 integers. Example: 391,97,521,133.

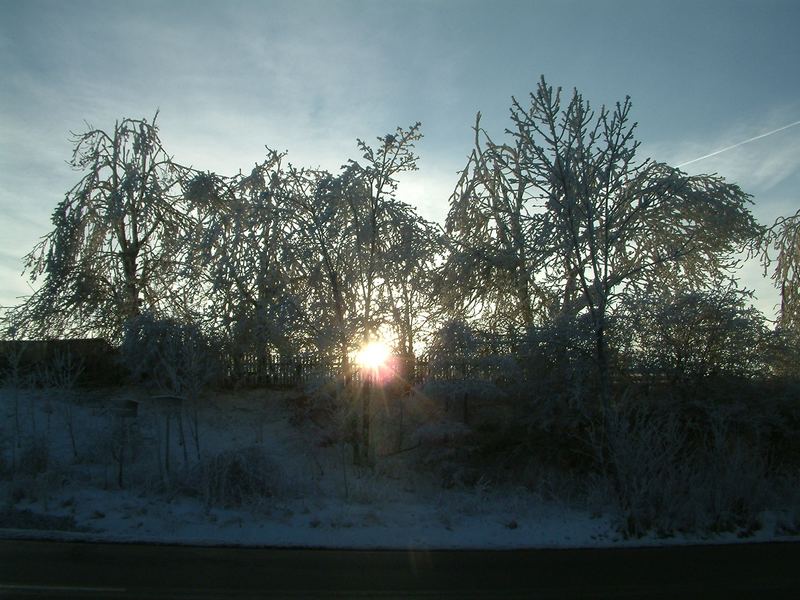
445,77,761,407
762,208,800,333
280,166,356,362
443,112,550,330
183,150,302,368
284,124,434,365
622,282,772,382
3,114,190,340
339,122,425,344
382,208,442,359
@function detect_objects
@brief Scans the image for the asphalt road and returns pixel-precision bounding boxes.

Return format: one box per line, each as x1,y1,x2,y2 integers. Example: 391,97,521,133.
2,539,799,598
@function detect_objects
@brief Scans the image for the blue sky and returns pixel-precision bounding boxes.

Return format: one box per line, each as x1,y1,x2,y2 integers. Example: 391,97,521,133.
1,0,799,319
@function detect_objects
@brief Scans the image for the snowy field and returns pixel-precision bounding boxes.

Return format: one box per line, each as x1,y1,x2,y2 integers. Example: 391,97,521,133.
1,385,798,550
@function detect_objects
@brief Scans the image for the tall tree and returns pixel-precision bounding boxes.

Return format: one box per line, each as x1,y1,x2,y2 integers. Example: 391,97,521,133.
383,207,442,359
340,123,425,344
443,112,550,330
283,124,431,366
445,77,761,407
4,114,190,340
762,208,800,333
281,166,356,363
184,151,301,362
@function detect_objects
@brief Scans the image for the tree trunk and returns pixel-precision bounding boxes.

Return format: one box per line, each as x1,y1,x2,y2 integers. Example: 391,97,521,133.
596,323,611,415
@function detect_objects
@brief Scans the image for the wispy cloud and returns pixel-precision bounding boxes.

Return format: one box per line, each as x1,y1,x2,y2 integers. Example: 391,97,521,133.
647,110,800,195
652,109,800,318
642,107,800,241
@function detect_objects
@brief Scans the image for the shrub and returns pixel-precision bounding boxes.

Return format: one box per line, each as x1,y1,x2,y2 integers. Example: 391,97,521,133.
189,447,285,509
600,402,773,538
621,286,774,384
518,315,602,426
121,314,222,394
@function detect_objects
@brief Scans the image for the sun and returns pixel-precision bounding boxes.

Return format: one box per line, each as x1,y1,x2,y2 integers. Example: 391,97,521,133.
355,340,391,371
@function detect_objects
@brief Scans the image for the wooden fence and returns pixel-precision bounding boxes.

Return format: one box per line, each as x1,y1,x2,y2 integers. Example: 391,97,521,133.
222,353,518,388
1,337,531,389
225,354,338,387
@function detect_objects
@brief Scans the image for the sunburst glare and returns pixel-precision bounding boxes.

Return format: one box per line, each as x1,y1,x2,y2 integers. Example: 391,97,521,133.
355,340,391,371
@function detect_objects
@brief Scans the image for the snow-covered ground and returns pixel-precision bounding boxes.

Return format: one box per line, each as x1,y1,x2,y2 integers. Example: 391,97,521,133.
1,385,797,549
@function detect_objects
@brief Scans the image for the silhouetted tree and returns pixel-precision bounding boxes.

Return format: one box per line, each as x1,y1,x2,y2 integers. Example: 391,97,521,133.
284,124,435,366
763,208,800,333
445,77,761,409
183,151,302,370
4,114,190,340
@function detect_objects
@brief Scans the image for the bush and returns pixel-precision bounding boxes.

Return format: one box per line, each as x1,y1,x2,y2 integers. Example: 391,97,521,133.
427,320,479,376
188,447,285,509
621,287,774,383
519,315,602,425
600,402,774,538
121,314,222,394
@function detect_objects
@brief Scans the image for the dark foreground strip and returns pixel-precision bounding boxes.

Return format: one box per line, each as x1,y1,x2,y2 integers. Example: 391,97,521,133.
2,539,799,598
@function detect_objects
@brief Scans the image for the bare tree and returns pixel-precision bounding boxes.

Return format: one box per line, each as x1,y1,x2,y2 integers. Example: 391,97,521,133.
3,114,191,340
283,124,432,366
183,151,302,374
762,208,800,333
445,77,761,408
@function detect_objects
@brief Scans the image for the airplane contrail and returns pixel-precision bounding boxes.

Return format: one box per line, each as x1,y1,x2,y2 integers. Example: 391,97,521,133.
676,119,800,168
